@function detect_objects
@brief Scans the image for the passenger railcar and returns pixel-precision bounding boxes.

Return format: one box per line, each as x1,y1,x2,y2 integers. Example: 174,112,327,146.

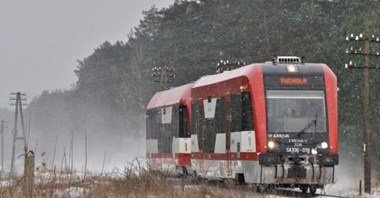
146,56,338,194
146,83,193,176
190,56,338,194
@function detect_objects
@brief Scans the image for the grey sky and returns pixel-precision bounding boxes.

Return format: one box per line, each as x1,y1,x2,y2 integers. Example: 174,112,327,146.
0,0,173,109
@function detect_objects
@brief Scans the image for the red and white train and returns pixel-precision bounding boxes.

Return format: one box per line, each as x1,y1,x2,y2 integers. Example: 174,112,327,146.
146,56,338,194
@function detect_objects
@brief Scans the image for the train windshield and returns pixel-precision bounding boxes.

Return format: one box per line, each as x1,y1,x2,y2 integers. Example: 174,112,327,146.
266,90,327,133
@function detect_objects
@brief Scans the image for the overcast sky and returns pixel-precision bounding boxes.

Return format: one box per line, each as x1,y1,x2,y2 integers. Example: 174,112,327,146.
0,0,173,109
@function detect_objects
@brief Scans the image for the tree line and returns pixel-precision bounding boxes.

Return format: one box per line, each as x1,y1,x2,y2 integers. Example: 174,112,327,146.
25,0,379,162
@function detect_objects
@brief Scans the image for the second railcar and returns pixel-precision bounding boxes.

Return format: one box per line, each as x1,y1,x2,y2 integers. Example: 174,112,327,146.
146,83,193,176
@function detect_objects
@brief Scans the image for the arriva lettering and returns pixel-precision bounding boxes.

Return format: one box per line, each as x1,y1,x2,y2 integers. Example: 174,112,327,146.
272,134,290,138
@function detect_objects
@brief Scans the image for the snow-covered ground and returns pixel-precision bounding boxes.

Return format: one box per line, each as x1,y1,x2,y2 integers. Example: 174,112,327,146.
54,187,87,198
318,157,380,198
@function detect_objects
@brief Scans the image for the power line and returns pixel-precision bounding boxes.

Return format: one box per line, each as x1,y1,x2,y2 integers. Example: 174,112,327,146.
216,60,246,74
151,66,176,91
345,33,380,194
0,120,8,177
10,92,28,175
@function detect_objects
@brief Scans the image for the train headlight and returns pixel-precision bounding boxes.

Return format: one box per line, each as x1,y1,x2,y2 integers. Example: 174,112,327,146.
286,64,298,73
317,141,328,149
321,142,328,149
267,141,276,150
311,148,318,155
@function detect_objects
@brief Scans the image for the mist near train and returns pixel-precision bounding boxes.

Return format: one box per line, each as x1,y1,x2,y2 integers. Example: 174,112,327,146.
1,99,146,174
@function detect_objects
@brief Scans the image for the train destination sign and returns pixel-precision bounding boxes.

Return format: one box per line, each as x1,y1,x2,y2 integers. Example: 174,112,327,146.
264,75,325,87
279,77,308,85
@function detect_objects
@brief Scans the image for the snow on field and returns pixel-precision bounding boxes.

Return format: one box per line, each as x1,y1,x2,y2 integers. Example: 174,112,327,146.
54,187,87,198
0,180,13,187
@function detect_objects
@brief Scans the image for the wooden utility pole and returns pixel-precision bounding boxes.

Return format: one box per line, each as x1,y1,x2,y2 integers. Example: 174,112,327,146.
362,39,371,194
0,120,8,177
151,66,176,91
23,150,34,198
346,34,380,194
216,60,246,73
10,92,28,175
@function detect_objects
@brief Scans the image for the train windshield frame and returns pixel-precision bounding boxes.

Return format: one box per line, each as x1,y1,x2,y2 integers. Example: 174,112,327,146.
266,90,327,133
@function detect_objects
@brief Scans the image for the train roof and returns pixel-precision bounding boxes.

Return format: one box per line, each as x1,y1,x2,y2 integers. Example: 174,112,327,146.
146,83,193,110
193,64,257,89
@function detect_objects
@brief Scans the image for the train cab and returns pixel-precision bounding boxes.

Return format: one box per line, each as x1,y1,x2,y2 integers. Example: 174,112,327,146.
259,56,338,193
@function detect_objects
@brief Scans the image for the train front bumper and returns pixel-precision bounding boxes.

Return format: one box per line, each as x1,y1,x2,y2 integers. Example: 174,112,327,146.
260,164,336,185
259,153,338,185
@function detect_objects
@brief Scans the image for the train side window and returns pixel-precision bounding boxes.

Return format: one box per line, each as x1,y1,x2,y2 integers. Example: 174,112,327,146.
232,93,243,132
146,111,157,139
146,110,158,141
146,112,151,140
198,102,204,152
172,105,179,138
179,105,190,138
161,123,172,152
192,102,199,135
148,111,158,139
232,92,254,131
159,107,173,153
215,98,225,134
203,98,225,153
242,92,254,130
192,101,204,151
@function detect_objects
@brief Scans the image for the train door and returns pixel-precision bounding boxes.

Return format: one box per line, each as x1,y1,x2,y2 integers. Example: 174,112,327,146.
156,109,162,170
198,99,205,175
225,93,232,177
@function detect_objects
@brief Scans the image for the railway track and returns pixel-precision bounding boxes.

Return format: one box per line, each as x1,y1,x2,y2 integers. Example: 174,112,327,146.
171,177,349,198
270,188,350,198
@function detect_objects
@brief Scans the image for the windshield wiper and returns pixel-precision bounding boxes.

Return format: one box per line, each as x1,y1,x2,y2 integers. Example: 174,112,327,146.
297,113,317,137
314,113,318,133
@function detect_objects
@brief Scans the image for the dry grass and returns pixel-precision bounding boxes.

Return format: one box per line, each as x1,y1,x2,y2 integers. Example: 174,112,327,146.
0,158,262,198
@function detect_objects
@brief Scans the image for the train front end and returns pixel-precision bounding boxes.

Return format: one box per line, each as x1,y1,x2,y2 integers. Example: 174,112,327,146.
258,57,338,193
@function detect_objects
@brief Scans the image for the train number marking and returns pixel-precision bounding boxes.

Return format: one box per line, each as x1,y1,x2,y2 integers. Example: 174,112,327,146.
286,147,311,154
286,147,299,153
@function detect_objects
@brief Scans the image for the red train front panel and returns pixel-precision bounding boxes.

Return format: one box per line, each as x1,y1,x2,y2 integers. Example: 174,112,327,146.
259,61,338,191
